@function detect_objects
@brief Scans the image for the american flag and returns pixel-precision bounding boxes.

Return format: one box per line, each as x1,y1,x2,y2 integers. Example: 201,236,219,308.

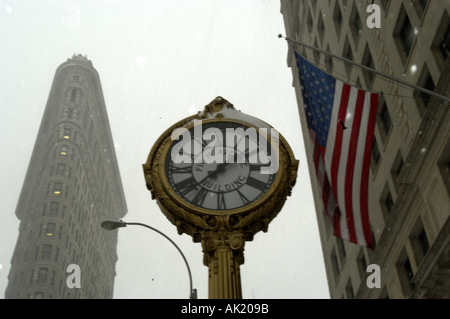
295,51,378,248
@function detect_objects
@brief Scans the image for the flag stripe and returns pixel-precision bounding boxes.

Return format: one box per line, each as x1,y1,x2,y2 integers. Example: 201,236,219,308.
330,82,350,210
351,93,372,246
344,89,366,244
335,87,358,241
360,94,379,249
309,128,334,231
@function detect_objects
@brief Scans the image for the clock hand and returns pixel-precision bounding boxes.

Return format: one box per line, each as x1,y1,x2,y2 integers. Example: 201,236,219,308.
207,162,228,179
207,145,237,179
189,162,226,191
196,140,240,183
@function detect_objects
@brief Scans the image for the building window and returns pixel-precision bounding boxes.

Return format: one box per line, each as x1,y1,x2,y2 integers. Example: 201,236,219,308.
42,245,52,259
397,251,416,297
391,151,404,187
64,128,71,139
357,249,368,282
307,9,313,34
345,277,354,299
57,163,65,176
418,0,429,10
331,248,340,285
317,11,325,45
417,67,435,109
418,228,430,257
60,145,68,156
49,202,59,215
362,44,375,87
37,268,48,283
46,223,56,236
394,5,416,61
399,15,414,56
439,25,450,62
432,11,450,66
53,182,62,195
336,238,346,266
333,2,343,39
310,0,317,13
70,88,77,102
377,95,392,142
397,256,416,297
67,108,74,119
371,135,381,172
438,137,450,204
349,2,362,43
380,182,394,221
409,217,430,266
370,225,377,250
413,0,429,18
342,36,353,77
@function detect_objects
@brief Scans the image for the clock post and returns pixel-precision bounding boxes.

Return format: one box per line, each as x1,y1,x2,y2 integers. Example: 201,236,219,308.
143,97,299,299
202,221,245,299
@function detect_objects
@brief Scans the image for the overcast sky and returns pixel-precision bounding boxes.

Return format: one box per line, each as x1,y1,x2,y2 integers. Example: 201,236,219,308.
0,0,329,299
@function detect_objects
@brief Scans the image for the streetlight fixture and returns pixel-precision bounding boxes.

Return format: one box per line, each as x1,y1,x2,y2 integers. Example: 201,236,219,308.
101,220,197,299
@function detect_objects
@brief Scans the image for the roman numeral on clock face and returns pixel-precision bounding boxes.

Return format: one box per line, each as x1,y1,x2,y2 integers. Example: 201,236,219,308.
171,166,192,174
191,187,208,206
246,176,267,191
217,193,227,210
175,176,197,196
236,189,250,204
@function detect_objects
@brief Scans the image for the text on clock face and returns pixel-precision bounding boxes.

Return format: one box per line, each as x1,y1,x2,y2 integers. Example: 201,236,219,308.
170,120,279,174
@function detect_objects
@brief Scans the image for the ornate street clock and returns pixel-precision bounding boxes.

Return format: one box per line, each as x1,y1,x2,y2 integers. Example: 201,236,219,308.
143,97,299,299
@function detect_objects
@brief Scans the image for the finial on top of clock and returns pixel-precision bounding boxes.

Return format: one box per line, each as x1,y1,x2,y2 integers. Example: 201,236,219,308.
197,96,235,120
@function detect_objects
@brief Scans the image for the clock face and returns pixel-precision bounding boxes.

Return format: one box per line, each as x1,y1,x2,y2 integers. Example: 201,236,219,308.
164,121,277,212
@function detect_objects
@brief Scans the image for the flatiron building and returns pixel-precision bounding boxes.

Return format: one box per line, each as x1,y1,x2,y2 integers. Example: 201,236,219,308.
5,54,126,299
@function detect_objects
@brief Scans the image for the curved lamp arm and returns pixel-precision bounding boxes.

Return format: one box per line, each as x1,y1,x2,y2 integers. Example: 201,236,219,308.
101,220,197,299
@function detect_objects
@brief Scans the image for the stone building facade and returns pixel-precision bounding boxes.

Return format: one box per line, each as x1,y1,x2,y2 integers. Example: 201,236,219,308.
280,0,450,298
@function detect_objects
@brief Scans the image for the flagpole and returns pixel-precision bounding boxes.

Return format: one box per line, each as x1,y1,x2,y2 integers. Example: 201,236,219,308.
278,34,450,104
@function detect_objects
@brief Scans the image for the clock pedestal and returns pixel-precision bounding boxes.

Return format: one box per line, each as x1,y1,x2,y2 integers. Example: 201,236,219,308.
143,97,299,299
202,231,245,299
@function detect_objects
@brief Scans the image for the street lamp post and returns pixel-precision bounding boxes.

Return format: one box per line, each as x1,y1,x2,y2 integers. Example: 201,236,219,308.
101,220,197,299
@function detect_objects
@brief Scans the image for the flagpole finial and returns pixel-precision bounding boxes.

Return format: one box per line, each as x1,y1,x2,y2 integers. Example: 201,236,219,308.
278,34,283,38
